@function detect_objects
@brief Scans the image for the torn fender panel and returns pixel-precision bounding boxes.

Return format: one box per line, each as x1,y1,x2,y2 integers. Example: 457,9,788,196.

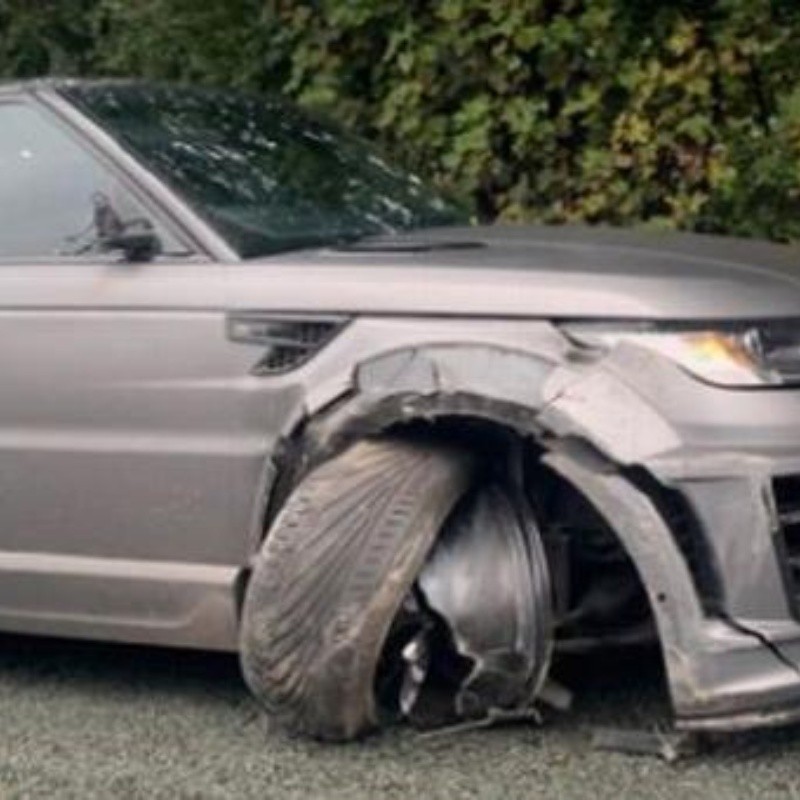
356,345,555,409
303,340,686,471
300,344,559,466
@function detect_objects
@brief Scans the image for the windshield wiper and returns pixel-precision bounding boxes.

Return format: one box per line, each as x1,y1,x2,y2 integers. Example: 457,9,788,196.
334,237,485,254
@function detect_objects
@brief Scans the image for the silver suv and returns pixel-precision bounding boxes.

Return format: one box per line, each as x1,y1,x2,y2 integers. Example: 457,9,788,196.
3,79,800,741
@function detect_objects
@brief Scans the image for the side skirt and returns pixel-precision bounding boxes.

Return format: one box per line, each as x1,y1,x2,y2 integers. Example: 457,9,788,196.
0,551,240,651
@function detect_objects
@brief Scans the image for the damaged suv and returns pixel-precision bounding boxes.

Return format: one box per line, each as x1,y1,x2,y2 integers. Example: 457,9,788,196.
3,78,800,740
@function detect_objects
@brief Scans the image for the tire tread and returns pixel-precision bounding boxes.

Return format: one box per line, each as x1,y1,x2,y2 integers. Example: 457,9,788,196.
240,437,472,740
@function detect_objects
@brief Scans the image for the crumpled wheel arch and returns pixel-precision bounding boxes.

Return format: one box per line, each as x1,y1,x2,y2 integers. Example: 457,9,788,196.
260,342,777,730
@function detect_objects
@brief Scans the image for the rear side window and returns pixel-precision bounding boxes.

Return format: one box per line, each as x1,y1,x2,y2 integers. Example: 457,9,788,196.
0,102,179,260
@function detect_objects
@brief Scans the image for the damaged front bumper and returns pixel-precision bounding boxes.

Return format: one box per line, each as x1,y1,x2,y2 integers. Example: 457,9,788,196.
546,444,800,732
541,342,800,732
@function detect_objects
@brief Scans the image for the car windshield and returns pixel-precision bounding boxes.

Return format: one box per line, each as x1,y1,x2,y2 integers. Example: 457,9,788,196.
61,83,463,258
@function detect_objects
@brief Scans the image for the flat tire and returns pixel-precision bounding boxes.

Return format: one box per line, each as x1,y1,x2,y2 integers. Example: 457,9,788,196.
240,437,473,741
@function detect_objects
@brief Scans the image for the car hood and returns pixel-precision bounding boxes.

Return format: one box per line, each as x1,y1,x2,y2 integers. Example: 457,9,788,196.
265,224,800,321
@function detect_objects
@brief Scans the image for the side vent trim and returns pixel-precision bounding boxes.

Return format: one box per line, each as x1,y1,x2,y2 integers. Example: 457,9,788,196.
227,313,350,375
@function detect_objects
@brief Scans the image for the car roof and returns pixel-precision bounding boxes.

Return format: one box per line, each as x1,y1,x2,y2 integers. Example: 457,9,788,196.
1,77,70,94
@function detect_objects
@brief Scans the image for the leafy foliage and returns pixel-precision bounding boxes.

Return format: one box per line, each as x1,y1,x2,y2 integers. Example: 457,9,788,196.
0,0,97,76
3,0,800,239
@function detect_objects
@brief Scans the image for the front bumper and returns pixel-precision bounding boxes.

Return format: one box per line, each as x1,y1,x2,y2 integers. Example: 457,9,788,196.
539,343,800,731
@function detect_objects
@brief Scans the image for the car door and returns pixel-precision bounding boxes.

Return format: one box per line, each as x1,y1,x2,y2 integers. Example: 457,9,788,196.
0,95,281,649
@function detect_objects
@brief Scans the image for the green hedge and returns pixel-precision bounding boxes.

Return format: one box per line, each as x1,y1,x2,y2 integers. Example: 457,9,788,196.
3,0,800,240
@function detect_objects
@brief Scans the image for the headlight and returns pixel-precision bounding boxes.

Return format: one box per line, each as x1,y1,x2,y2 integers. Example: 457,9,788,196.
560,321,800,387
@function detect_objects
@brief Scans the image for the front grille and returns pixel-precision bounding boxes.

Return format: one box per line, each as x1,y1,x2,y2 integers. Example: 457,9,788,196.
773,476,800,601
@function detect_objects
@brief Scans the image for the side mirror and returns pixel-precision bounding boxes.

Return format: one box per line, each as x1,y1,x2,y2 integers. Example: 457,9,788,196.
101,226,162,263
93,193,162,263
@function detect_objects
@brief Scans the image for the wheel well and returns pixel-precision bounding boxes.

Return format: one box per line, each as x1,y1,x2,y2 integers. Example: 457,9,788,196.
266,412,657,655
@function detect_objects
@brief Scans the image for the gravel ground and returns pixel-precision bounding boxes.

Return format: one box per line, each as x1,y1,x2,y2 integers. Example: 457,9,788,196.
0,635,799,799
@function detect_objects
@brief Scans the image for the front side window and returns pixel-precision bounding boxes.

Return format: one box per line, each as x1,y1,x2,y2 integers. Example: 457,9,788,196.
63,83,464,258
0,102,180,260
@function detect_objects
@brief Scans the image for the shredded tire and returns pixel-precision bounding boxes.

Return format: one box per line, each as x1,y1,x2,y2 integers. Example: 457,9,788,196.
239,437,474,741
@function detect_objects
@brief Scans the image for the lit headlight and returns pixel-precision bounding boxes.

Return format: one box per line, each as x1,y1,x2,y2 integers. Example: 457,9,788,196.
560,321,800,387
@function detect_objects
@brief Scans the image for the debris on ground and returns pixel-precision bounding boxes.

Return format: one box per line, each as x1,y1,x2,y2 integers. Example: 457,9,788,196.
591,726,701,763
